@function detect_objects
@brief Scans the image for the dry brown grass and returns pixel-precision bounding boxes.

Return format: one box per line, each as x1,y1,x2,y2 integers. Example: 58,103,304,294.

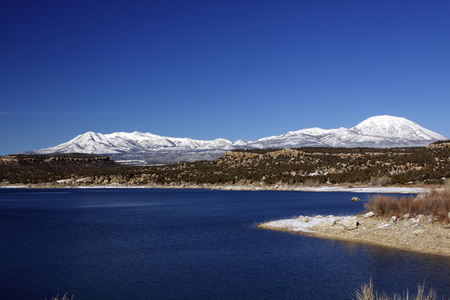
444,178,450,190
354,278,440,300
370,175,393,187
45,294,73,300
364,190,450,223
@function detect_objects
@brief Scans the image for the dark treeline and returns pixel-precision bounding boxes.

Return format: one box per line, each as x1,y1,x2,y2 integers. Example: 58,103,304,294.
0,154,119,184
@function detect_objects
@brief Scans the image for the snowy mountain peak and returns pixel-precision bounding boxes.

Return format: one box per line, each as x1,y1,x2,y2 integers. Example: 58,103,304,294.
292,127,337,136
79,131,104,141
352,115,445,141
354,115,414,133
23,115,447,165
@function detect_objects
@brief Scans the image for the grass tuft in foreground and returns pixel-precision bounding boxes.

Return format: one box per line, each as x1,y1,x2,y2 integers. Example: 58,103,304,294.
45,294,73,300
364,190,450,223
354,278,442,300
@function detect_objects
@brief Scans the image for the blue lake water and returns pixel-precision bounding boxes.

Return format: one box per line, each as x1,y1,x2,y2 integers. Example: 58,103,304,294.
0,188,449,299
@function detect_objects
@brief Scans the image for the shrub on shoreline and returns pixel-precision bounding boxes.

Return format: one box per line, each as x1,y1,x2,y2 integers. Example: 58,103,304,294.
364,190,450,223
370,175,393,186
444,178,450,189
354,278,440,300
45,294,73,300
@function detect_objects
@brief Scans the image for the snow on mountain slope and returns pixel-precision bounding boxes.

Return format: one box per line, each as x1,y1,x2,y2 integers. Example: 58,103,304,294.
30,131,235,156
249,116,446,148
24,115,447,164
353,115,445,141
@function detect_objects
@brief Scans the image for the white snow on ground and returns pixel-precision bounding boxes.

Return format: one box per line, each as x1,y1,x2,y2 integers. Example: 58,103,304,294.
209,184,427,193
0,184,429,193
261,215,358,233
56,179,73,184
0,185,26,188
377,223,390,229
293,186,426,193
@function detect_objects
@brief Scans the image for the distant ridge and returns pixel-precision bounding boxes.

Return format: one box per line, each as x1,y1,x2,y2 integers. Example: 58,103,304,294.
23,115,447,165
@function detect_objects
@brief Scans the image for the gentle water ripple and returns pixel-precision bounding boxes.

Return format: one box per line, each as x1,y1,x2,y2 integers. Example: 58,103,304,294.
0,188,448,299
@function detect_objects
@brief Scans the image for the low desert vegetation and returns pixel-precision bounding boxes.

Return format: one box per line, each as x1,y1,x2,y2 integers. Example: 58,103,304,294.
370,175,393,186
354,278,441,300
445,178,450,189
1,144,449,187
364,190,450,223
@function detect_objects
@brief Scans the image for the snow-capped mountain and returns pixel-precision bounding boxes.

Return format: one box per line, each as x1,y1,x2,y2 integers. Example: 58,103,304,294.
250,115,446,149
33,131,234,155
24,116,447,165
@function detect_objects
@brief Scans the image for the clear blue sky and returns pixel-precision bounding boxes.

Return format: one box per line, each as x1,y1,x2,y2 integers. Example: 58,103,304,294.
1,0,449,155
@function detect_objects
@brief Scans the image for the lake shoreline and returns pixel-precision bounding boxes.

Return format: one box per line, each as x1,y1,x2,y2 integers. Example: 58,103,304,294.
0,182,434,194
4,182,448,256
257,214,450,257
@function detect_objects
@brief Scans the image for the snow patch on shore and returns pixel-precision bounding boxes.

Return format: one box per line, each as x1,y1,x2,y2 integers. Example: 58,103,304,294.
261,215,357,233
294,186,425,193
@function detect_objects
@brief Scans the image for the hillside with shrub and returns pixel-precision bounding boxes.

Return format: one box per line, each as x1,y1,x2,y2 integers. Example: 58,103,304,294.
1,142,449,187
0,154,119,184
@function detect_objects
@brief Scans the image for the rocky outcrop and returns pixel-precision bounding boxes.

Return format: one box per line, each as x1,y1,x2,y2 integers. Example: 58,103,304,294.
341,218,359,230
426,140,450,149
266,148,303,159
297,216,311,222
364,212,375,218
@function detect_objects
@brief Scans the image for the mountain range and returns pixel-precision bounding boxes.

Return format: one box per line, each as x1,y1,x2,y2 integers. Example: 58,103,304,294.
24,115,447,165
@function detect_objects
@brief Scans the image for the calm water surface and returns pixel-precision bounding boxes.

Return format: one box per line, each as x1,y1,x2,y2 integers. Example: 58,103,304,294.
0,188,448,299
